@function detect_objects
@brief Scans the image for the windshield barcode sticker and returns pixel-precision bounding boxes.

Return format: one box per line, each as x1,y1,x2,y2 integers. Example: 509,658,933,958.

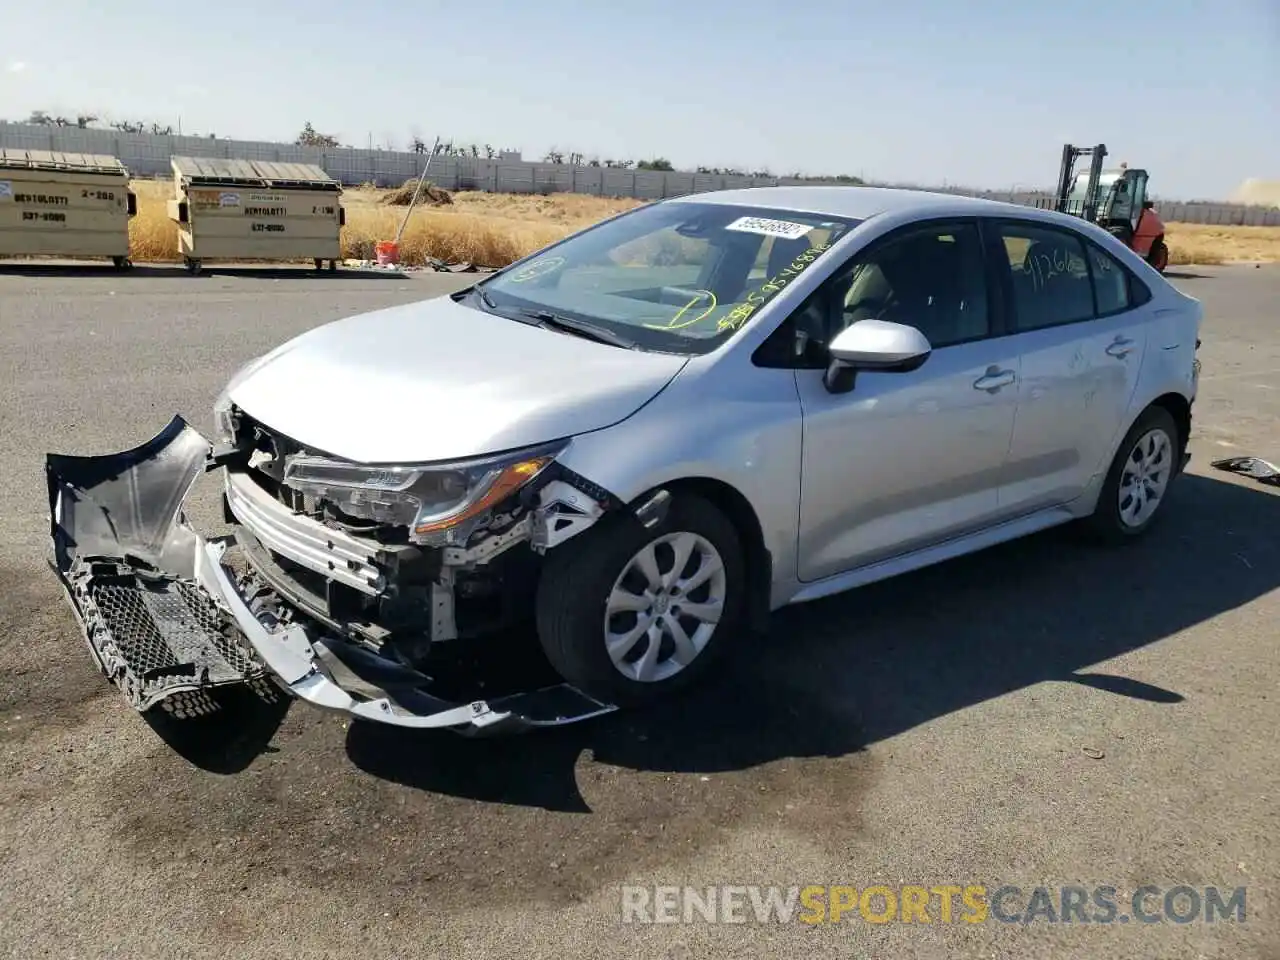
725,216,812,240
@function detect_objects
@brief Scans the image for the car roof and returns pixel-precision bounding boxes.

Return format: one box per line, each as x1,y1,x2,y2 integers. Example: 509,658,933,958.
667,184,1062,224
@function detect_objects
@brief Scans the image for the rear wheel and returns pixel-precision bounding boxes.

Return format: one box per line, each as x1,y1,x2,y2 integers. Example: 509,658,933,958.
535,493,746,705
1148,238,1169,273
1083,406,1180,542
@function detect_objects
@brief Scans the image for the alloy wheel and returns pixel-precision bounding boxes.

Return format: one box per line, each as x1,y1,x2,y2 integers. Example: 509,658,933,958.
1118,427,1173,528
603,531,727,683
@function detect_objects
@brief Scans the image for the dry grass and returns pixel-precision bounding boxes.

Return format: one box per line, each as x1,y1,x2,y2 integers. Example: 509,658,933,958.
127,179,642,267
127,179,181,262
125,179,1277,269
1164,223,1280,265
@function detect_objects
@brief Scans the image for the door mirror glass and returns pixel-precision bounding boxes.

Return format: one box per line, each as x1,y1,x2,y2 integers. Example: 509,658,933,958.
824,319,931,393
1143,200,1154,210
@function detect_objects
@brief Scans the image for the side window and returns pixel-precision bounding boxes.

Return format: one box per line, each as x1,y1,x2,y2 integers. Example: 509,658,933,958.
833,222,990,348
1087,242,1131,316
998,222,1095,331
1128,271,1153,307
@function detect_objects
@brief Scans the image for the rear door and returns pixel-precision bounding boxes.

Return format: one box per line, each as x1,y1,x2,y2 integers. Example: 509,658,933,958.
988,219,1150,516
787,219,1021,582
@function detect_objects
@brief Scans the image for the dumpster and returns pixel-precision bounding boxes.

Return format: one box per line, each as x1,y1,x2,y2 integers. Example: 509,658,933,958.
0,150,136,268
167,157,345,274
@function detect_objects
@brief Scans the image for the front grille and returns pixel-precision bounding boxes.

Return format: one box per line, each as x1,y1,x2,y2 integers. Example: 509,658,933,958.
73,565,267,713
91,577,258,682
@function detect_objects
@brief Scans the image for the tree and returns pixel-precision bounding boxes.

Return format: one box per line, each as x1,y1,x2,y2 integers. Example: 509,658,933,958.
75,114,98,129
637,157,674,171
296,121,339,148
26,110,52,125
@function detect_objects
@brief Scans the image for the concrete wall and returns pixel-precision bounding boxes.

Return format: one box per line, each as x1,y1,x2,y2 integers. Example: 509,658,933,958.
4,121,1278,226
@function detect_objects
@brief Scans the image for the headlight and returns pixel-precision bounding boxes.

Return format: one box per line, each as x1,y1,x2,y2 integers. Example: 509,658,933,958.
282,440,566,546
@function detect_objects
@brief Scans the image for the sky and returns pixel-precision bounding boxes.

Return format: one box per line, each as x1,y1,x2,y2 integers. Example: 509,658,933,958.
1,0,1276,200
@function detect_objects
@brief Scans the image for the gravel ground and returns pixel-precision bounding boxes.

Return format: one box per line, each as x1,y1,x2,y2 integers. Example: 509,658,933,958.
0,261,1277,960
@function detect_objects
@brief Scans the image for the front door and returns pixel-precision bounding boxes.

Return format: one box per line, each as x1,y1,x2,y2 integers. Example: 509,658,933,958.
989,219,1150,516
794,220,1020,582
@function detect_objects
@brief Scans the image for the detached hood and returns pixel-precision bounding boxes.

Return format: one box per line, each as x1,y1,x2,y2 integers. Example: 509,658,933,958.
228,293,689,463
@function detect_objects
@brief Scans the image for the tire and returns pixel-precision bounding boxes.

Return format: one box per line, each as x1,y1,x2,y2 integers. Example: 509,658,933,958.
1083,405,1181,543
535,492,746,705
1148,238,1169,273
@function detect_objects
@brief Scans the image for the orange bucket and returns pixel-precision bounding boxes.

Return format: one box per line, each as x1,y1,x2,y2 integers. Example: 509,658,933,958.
375,241,399,266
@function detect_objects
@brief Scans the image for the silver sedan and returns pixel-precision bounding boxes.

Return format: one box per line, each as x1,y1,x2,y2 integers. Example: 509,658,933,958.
46,186,1202,734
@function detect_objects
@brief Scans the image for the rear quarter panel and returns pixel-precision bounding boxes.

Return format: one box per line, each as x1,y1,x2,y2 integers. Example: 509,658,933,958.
1106,282,1201,477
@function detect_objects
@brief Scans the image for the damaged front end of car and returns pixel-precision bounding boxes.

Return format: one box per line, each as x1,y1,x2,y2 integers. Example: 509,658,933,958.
46,414,621,734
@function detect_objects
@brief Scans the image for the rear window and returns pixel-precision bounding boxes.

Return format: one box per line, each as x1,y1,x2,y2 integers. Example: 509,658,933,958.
997,222,1095,330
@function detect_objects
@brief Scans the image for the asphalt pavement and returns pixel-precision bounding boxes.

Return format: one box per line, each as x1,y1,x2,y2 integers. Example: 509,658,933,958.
0,261,1277,960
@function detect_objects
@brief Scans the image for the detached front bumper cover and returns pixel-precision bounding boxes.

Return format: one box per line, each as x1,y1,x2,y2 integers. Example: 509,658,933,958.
46,415,616,734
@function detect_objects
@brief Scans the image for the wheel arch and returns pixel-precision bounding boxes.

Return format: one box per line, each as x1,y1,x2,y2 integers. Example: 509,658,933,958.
626,476,773,633
1102,391,1191,483
1149,391,1191,457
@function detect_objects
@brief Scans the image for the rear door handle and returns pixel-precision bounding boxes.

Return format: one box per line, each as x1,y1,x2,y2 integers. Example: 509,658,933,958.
1106,336,1135,359
973,367,1016,393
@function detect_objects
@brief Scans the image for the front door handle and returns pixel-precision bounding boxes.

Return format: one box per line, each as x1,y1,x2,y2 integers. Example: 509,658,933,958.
973,366,1016,393
1106,336,1135,359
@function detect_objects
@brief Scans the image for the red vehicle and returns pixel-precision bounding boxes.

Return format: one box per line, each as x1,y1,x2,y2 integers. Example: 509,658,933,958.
1053,143,1169,273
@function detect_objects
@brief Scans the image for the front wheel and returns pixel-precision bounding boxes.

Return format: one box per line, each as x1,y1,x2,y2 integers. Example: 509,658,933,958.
535,493,746,705
1148,239,1169,273
1083,406,1181,543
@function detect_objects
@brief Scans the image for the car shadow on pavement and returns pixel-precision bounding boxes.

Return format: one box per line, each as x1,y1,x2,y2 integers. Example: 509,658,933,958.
345,471,1279,812
143,685,290,774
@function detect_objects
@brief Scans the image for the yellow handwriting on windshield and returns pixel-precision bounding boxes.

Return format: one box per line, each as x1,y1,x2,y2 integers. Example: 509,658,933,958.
643,289,717,331
717,241,832,332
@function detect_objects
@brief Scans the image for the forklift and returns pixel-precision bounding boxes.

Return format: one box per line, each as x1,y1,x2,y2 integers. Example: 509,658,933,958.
1053,143,1169,273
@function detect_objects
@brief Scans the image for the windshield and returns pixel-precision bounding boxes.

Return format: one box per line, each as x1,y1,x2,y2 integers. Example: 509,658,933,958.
473,201,860,354
1065,172,1119,217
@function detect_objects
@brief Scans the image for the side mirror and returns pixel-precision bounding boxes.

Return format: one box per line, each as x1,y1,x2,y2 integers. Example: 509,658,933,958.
1142,200,1154,210
823,319,932,394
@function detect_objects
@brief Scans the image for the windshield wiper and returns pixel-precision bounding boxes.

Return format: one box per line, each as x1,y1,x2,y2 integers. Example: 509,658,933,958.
523,310,637,350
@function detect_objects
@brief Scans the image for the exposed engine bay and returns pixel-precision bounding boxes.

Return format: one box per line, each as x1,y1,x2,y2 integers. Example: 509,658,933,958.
218,409,622,670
